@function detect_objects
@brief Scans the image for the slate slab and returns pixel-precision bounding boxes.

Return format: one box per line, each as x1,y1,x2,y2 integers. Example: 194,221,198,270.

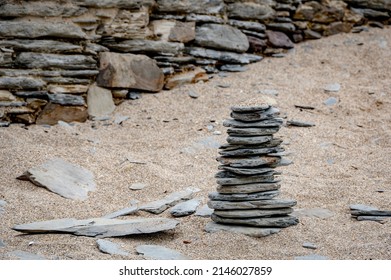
102,205,138,219
13,217,179,238
17,158,96,200
205,222,280,237
136,245,190,260
208,198,296,210
139,187,200,214
96,239,129,256
170,198,201,217
194,204,214,217
213,208,293,218
211,214,299,228
216,182,281,194
87,84,115,119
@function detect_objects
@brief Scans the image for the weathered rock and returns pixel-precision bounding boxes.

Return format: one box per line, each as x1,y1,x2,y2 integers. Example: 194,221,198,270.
47,85,88,95
227,2,275,22
0,40,83,53
13,217,179,238
0,69,98,78
170,198,201,217
211,214,299,227
324,22,353,36
74,0,155,9
219,166,277,176
215,171,278,186
152,20,195,43
15,53,96,70
304,29,322,39
295,254,329,260
186,47,262,64
186,14,224,24
0,1,87,17
267,22,296,33
292,208,334,219
219,64,249,72
345,0,391,11
208,198,296,210
87,84,115,119
205,221,281,237
165,67,208,89
223,118,283,128
324,97,338,106
96,239,129,256
228,19,266,32
351,7,390,19
216,182,281,194
214,208,293,218
104,40,185,55
0,90,16,102
36,102,88,125
97,52,164,92
156,0,225,14
247,36,267,53
129,183,147,190
49,94,86,106
266,30,295,49
303,242,318,250
208,190,280,202
0,52,12,67
0,21,87,39
356,216,391,222
0,77,46,90
140,187,200,214
350,204,391,216
0,121,10,127
17,158,96,200
103,205,138,219
217,155,281,168
136,245,190,260
195,24,249,53
195,204,214,217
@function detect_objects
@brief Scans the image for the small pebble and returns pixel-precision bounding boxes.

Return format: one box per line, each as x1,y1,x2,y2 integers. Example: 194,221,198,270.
324,83,341,92
188,90,199,99
303,242,317,249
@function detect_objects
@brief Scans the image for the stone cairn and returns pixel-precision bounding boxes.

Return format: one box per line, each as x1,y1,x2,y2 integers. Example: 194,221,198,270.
207,98,298,236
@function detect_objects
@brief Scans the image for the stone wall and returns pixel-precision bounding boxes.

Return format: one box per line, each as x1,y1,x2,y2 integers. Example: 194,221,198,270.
0,0,390,126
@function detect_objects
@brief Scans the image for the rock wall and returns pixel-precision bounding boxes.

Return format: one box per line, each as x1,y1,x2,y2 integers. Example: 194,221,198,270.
0,0,390,126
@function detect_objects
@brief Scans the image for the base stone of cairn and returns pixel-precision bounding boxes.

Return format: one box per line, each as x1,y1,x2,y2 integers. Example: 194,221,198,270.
206,97,298,237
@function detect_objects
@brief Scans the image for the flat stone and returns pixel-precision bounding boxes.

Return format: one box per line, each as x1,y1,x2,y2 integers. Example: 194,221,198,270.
165,67,208,89
129,183,147,190
36,103,88,125
208,190,281,203
214,208,293,218
0,21,87,39
267,22,296,33
152,20,195,43
49,93,86,106
0,77,46,90
170,198,201,217
139,187,200,214
266,30,295,49
195,24,249,53
227,127,280,137
194,204,214,217
208,198,296,210
102,205,138,219
303,242,318,249
0,121,10,127
0,101,27,107
356,216,391,222
215,170,279,186
217,155,281,168
205,222,280,237
219,146,284,157
223,118,283,128
295,254,329,260
188,90,199,99
8,250,47,260
74,0,155,9
48,85,89,94
350,204,378,212
96,239,129,256
292,208,334,219
136,245,190,260
186,14,224,24
324,97,338,106
211,214,299,228
219,166,277,176
97,52,164,92
304,29,322,39
0,1,86,17
216,182,281,194
227,2,275,22
219,64,249,73
228,19,266,32
0,90,16,102
350,204,391,216
15,52,96,70
87,84,115,119
0,52,12,67
156,0,224,14
0,239,5,248
287,120,315,127
13,217,179,238
226,135,273,145
231,107,280,122
186,47,262,64
344,0,391,11
324,83,341,92
0,39,83,53
17,158,96,200
104,40,184,56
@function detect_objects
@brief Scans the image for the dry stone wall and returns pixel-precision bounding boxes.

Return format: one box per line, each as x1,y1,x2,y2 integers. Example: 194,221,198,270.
0,0,390,126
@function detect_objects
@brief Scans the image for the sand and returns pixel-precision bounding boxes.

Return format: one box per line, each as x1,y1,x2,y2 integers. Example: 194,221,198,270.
1,26,390,260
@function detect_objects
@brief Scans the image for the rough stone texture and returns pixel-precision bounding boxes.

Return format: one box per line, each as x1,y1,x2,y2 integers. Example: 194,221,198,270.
15,53,97,70
0,90,16,102
227,2,275,22
0,39,83,53
186,47,262,64
49,93,86,106
165,67,208,89
87,84,116,119
97,52,164,92
266,30,295,48
205,222,281,237
74,0,156,9
170,198,201,217
96,239,129,256
152,20,195,43
156,0,225,14
0,1,87,17
292,208,335,219
104,40,185,55
211,214,299,227
195,24,249,53
36,103,88,125
17,158,96,200
136,245,190,260
208,198,296,210
0,77,46,90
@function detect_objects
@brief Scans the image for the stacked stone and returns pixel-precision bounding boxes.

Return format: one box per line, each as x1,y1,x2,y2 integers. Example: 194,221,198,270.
208,98,298,233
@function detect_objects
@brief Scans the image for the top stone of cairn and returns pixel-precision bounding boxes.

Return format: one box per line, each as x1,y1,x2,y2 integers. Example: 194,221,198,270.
231,96,277,113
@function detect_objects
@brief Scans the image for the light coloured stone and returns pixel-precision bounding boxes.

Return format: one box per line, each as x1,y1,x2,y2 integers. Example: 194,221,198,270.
48,85,89,94
0,90,16,102
170,198,201,217
205,222,281,237
87,84,115,119
96,239,129,256
165,67,208,89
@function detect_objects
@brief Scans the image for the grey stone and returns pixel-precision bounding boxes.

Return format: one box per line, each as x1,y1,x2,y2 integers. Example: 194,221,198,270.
267,23,296,33
85,43,110,55
219,146,284,157
292,208,334,219
208,198,296,210
223,118,283,128
211,214,299,228
226,135,273,145
258,89,279,96
0,77,46,90
104,40,184,56
156,0,224,14
344,0,391,11
13,217,179,238
186,47,262,64
195,204,214,217
0,239,5,248
129,183,147,190
208,190,281,203
356,216,391,222
324,83,341,92
136,245,190,260
216,182,281,194
170,198,201,217
0,1,86,17
214,208,293,218
217,155,281,168
0,69,98,78
286,120,315,127
303,242,318,249
266,30,295,49
324,97,338,106
139,187,200,214
304,29,322,39
186,14,225,24
243,30,267,39
195,24,249,53
350,204,391,216
228,19,266,32
231,107,280,122
87,84,115,119
49,94,86,106
205,222,280,237
295,254,329,260
350,204,378,212
219,166,277,176
0,21,87,39
15,53,96,70
103,205,138,219
0,101,27,107
220,64,249,72
8,250,47,260
17,158,96,200
0,52,12,67
351,7,390,19
97,52,164,92
96,239,129,256
227,2,275,22
48,85,89,95
227,127,280,136
74,0,155,9
0,121,10,127
188,90,199,99
0,39,83,53
215,171,278,185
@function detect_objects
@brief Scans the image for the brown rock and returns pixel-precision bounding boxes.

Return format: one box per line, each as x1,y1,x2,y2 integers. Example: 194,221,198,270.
324,22,353,36
0,90,16,102
165,67,208,90
266,30,294,49
151,20,195,43
97,52,164,92
247,36,267,53
36,103,88,125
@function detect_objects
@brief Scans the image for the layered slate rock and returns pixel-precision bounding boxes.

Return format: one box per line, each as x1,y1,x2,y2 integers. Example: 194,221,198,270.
206,97,298,237
17,158,96,200
350,204,391,222
96,52,164,92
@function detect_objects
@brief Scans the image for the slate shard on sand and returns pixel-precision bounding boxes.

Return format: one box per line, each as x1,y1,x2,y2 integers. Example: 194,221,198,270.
136,245,190,260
